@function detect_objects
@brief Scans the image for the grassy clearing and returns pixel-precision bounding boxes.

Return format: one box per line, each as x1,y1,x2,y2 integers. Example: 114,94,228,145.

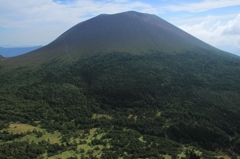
178,152,186,158
68,128,98,145
216,156,240,159
50,128,106,159
3,124,234,159
92,113,112,119
47,150,78,159
128,114,138,120
128,114,133,118
138,135,145,142
164,154,172,159
156,111,162,117
1,123,61,144
20,130,61,144
194,149,202,156
216,156,231,159
2,123,42,134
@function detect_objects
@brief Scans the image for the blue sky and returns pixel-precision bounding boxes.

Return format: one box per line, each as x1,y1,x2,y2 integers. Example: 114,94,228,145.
0,0,240,55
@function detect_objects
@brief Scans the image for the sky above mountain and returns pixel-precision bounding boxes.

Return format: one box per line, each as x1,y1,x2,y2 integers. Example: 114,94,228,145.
0,0,239,55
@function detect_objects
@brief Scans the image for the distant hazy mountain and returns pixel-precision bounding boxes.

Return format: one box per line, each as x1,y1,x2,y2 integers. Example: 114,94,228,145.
0,46,42,57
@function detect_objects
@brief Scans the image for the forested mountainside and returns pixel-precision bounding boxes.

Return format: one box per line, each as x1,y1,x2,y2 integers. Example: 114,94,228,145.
1,51,240,158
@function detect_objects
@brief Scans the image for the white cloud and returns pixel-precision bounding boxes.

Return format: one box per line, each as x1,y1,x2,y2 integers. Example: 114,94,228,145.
223,14,240,35
0,0,157,46
179,14,240,55
165,0,240,13
0,0,157,29
0,0,80,28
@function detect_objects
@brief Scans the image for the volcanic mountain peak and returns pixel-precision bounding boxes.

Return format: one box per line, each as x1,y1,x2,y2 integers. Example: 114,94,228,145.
115,11,154,20
1,11,221,66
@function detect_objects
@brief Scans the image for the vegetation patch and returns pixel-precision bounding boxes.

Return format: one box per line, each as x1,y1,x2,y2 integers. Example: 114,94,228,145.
0,123,61,144
20,130,61,144
156,111,162,117
216,155,240,159
92,114,112,119
2,123,42,134
47,150,78,159
128,114,138,120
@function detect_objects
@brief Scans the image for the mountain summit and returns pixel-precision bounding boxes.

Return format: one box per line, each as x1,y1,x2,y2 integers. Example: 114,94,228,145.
55,11,216,54
2,11,219,66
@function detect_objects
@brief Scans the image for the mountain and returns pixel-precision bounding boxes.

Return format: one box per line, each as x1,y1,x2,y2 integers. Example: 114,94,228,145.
0,55,4,61
0,11,240,158
1,11,220,67
0,46,42,57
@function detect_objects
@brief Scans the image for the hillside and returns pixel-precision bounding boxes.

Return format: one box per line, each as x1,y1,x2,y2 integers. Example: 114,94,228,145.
0,55,4,61
0,11,240,159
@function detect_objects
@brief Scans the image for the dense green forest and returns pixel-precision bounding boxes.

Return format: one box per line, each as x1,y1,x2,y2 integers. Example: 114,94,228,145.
0,51,240,158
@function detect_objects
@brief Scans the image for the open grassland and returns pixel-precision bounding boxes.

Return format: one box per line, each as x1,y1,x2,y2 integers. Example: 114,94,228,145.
1,123,61,144
156,111,162,117
128,114,138,120
216,156,240,159
20,130,61,144
46,150,78,159
48,128,106,158
92,113,112,119
2,123,42,134
0,123,239,159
